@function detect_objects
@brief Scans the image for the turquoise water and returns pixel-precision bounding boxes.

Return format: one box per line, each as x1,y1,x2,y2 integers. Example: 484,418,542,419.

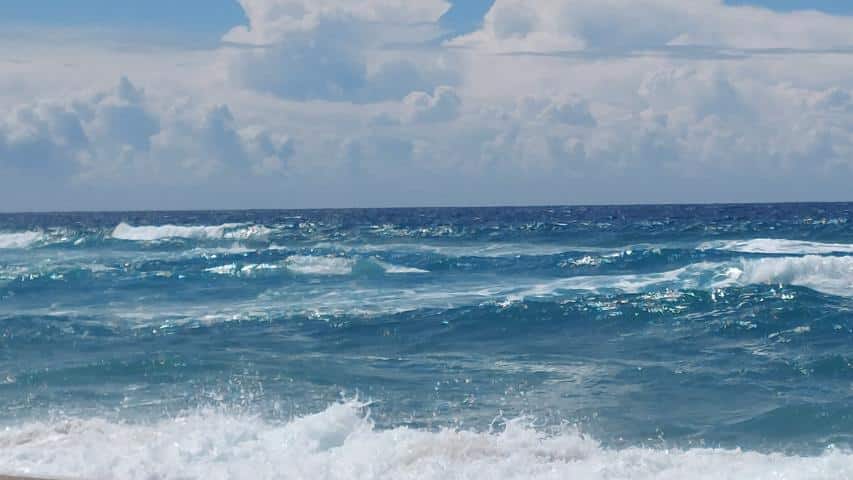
0,204,852,478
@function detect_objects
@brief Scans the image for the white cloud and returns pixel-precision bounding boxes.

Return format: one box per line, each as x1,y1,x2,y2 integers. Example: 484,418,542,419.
403,86,462,123
0,77,294,183
223,0,457,102
451,0,853,53
4,0,853,208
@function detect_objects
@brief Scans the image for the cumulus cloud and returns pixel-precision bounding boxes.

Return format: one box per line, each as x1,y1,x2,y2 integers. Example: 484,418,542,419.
403,86,462,123
451,0,853,53
0,77,294,182
223,0,458,102
5,0,853,208
0,103,87,174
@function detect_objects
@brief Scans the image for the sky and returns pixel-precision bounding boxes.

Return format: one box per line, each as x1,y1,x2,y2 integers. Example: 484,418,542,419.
1,1,853,211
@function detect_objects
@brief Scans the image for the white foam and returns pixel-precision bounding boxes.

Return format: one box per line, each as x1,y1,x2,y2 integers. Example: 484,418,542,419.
323,242,618,258
0,231,44,249
205,264,238,275
205,263,281,276
372,259,429,274
700,238,853,255
0,402,849,480
285,256,355,275
224,225,275,241
725,255,853,297
111,223,270,242
190,245,254,258
520,264,707,298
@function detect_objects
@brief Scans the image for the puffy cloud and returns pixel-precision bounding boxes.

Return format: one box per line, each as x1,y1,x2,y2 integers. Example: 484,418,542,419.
224,0,451,45
0,78,294,182
451,0,853,53
5,0,853,208
403,86,462,123
223,0,458,102
537,97,596,126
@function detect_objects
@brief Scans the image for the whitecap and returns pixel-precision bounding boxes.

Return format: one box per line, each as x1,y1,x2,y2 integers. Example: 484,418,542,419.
285,256,354,275
111,223,271,242
0,231,44,249
0,402,849,480
224,225,275,241
700,238,853,255
372,259,429,274
320,242,619,259
205,264,238,275
722,255,853,297
206,263,281,276
112,222,244,241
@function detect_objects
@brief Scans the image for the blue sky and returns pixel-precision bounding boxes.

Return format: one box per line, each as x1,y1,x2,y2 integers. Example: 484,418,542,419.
1,1,853,210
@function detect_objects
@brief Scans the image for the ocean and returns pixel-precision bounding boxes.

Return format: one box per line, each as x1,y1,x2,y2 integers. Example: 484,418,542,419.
0,203,851,479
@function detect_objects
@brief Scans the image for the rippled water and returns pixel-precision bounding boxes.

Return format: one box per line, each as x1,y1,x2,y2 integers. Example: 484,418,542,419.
0,204,852,478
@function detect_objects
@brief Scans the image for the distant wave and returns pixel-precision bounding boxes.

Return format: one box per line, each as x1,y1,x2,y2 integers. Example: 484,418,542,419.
111,223,272,242
184,255,853,320
281,256,428,276
371,259,429,274
0,402,848,480
0,231,44,249
205,263,281,276
525,255,853,298
700,238,853,255
322,241,622,258
285,255,356,275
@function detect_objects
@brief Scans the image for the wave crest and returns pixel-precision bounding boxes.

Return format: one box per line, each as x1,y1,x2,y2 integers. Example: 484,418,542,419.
112,223,271,242
701,239,853,255
730,255,853,297
285,255,355,275
0,231,44,249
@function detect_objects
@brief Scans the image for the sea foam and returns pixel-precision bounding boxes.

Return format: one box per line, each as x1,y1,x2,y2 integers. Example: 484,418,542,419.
700,238,853,255
728,255,853,297
112,223,242,241
285,255,356,275
0,402,849,480
0,231,44,249
111,223,270,242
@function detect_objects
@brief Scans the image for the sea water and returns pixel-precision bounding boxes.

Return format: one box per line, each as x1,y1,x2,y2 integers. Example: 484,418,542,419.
0,204,851,479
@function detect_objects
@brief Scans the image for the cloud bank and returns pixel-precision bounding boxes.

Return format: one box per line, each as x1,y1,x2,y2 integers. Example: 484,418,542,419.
2,0,853,210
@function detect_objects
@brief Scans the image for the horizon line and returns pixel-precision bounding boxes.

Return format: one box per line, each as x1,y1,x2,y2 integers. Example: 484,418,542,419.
0,199,850,216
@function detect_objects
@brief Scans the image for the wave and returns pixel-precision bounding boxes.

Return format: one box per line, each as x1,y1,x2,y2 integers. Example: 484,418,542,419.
0,231,44,249
0,402,849,480
700,239,853,255
725,255,853,298
111,223,271,242
186,255,853,320
203,256,427,278
526,255,853,299
205,263,281,276
322,242,623,258
285,255,355,275
371,259,429,274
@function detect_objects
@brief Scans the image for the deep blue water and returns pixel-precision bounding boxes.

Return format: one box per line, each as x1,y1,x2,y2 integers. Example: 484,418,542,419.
0,204,852,478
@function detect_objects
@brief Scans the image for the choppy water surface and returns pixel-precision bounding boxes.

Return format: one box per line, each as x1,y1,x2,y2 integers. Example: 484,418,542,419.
0,204,852,479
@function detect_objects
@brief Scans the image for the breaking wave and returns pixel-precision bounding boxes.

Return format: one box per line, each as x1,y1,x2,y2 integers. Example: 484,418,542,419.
281,256,428,276
371,259,430,274
726,255,853,297
0,231,44,249
322,242,622,258
111,223,271,242
285,255,356,275
0,402,849,480
700,238,853,255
